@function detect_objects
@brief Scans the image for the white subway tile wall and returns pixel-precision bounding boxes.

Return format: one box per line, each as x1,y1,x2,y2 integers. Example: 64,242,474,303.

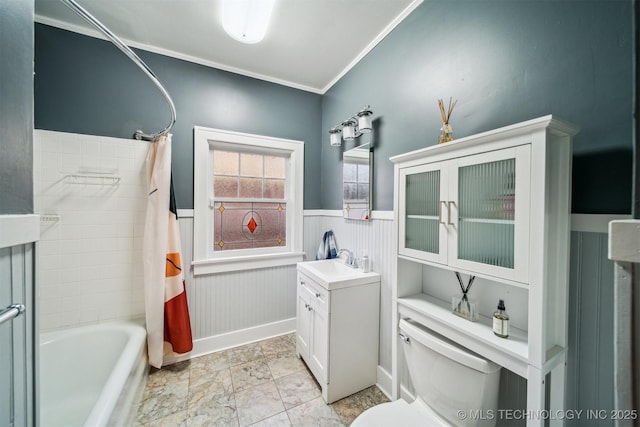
34,130,149,332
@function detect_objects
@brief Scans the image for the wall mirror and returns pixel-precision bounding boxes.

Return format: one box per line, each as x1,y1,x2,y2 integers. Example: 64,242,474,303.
343,143,372,220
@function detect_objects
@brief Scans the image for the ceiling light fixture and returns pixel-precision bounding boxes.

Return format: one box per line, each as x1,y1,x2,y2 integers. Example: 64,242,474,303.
329,106,373,147
221,0,277,44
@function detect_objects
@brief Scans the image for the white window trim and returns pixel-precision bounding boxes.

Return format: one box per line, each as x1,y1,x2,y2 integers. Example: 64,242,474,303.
193,126,304,275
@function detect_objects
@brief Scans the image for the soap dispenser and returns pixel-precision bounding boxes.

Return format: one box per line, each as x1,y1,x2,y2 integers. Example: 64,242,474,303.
492,299,509,338
361,251,371,273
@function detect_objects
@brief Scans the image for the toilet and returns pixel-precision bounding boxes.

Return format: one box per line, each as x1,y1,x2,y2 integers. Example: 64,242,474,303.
352,319,501,427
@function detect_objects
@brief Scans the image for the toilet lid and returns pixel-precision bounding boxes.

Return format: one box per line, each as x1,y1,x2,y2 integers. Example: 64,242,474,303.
351,398,450,427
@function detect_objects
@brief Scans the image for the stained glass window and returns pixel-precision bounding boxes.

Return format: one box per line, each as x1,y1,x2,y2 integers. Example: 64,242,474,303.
212,149,287,251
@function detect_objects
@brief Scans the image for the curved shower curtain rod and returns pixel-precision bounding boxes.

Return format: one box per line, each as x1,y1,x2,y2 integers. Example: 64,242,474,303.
60,0,176,142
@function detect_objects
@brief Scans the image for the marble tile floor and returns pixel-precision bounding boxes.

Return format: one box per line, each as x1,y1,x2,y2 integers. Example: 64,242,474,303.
135,333,389,426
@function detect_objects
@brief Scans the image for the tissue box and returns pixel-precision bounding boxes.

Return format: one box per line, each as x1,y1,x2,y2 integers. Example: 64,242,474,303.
451,296,478,322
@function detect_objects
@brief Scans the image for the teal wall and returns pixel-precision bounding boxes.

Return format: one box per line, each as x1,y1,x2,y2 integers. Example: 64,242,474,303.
34,24,323,210
35,1,634,214
322,0,633,214
1,0,34,214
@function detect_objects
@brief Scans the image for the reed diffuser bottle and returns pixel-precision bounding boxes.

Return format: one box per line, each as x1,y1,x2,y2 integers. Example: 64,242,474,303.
492,299,509,338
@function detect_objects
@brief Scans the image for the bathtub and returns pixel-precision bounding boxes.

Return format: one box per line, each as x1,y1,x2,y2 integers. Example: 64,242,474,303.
40,322,148,427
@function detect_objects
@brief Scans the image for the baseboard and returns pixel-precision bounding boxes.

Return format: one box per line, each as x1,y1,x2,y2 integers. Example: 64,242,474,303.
192,317,296,358
376,365,393,400
400,385,415,402
376,364,414,402
163,317,296,365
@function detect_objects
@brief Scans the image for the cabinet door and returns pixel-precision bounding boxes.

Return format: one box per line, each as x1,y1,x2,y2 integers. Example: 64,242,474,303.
448,146,530,282
399,162,448,265
296,281,312,358
309,302,328,383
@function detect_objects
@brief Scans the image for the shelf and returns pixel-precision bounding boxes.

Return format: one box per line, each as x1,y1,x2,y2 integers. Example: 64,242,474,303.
397,254,530,290
458,217,514,225
392,116,576,422
397,293,529,377
405,216,514,225
406,215,438,220
40,214,60,223
63,172,121,186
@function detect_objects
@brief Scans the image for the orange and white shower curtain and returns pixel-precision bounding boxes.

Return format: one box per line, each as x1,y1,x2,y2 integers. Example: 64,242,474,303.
143,134,193,368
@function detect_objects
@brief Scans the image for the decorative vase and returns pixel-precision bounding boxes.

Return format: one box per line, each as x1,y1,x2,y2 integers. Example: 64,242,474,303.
439,122,453,144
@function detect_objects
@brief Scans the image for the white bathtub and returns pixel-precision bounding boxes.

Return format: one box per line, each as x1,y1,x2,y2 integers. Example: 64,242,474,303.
40,322,148,427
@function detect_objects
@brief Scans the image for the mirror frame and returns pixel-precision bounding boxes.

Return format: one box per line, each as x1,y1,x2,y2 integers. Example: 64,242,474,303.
342,143,372,220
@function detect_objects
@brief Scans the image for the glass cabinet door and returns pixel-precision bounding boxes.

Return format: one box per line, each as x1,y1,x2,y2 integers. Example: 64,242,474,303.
399,162,447,265
449,146,530,282
458,157,515,267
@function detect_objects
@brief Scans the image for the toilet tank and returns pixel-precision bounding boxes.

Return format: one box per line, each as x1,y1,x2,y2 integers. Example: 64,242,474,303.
399,319,501,427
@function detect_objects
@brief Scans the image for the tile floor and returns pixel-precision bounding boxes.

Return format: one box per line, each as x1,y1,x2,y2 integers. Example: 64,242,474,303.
135,333,389,426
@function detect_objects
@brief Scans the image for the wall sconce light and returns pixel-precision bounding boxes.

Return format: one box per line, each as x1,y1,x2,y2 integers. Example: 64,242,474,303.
329,128,342,147
329,106,373,147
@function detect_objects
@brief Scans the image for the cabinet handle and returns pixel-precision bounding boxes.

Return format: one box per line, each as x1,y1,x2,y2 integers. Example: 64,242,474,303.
399,333,410,344
447,201,455,225
315,292,321,298
438,201,446,224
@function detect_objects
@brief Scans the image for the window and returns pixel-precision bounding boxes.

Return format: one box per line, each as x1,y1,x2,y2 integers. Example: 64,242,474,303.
193,127,304,274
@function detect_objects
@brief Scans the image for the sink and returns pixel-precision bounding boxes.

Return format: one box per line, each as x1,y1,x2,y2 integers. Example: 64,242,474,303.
297,259,380,290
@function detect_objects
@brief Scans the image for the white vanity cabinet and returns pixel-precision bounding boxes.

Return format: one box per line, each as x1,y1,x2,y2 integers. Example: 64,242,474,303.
296,274,328,384
391,116,579,427
296,262,381,404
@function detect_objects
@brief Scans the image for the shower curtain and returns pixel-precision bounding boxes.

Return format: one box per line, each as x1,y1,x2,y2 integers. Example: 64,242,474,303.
143,134,193,368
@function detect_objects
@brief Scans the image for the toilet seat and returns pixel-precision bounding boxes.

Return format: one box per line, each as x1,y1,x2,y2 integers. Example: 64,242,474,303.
351,397,451,427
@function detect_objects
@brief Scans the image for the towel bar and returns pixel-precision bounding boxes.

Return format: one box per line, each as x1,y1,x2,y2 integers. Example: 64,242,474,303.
0,304,25,326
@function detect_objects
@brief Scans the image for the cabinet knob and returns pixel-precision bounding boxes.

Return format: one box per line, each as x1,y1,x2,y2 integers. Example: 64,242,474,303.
300,281,305,286
315,292,321,298
308,305,312,311
399,333,410,344
304,303,309,309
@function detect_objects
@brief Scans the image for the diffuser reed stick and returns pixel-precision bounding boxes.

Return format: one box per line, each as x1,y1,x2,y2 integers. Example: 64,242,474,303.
438,97,458,144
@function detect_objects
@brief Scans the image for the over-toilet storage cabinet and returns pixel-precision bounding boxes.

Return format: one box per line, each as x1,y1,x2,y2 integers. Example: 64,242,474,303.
390,116,578,427
296,268,380,404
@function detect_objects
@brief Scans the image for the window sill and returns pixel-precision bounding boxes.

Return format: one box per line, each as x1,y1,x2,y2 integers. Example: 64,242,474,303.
192,251,305,275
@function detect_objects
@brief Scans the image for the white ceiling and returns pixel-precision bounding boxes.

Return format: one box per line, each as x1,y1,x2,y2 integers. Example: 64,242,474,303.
34,0,421,94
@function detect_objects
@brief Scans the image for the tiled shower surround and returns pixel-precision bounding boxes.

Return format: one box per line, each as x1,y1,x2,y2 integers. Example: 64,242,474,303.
34,130,149,331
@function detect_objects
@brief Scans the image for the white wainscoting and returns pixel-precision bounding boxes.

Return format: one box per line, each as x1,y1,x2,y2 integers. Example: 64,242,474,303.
0,214,39,427
178,216,297,356
175,211,395,362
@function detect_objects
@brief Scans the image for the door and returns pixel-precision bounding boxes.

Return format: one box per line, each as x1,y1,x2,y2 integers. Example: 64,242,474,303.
0,243,36,427
448,146,531,282
399,162,448,265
